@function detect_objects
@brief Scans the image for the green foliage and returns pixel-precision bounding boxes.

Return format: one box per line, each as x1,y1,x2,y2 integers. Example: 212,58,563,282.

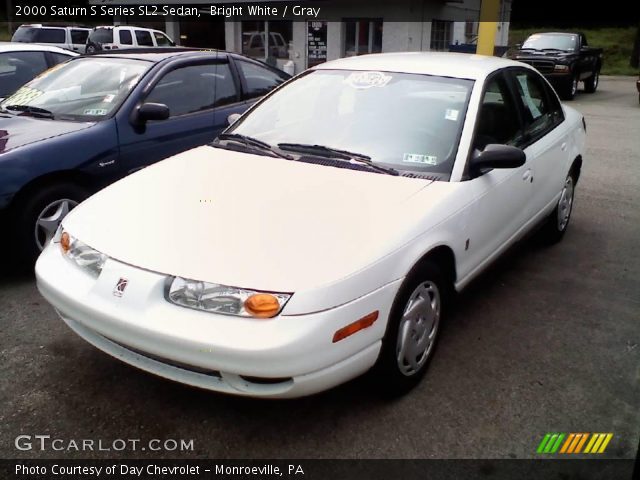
0,24,10,42
509,27,638,76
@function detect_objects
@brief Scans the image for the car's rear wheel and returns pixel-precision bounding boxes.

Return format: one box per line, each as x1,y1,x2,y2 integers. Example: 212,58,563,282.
86,45,97,54
13,183,88,264
584,69,600,93
371,261,449,396
540,172,576,244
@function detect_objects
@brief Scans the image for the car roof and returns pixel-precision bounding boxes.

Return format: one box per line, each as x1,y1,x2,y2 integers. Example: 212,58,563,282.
16,24,91,30
87,48,227,62
0,42,79,55
313,52,528,81
94,25,165,33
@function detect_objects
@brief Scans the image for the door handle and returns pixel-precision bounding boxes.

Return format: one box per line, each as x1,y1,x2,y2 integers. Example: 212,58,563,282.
561,142,567,151
522,169,532,182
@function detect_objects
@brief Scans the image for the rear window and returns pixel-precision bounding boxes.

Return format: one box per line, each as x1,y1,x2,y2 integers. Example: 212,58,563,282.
71,29,89,45
35,28,66,44
89,28,114,44
12,27,65,44
0,51,49,97
12,27,38,42
135,30,153,47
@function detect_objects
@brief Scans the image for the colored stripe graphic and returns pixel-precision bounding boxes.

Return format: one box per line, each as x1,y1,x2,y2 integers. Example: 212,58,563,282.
574,433,589,453
584,433,614,454
537,433,565,454
539,433,613,454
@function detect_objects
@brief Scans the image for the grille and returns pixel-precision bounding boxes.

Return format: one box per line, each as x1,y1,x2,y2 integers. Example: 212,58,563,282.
522,60,556,74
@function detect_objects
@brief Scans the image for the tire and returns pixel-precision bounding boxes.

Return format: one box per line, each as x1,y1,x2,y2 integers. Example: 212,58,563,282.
539,171,576,244
584,68,600,93
370,260,451,396
86,45,96,54
561,73,579,100
12,183,88,264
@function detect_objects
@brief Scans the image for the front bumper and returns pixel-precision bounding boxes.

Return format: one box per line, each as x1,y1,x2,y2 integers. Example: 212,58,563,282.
35,243,400,398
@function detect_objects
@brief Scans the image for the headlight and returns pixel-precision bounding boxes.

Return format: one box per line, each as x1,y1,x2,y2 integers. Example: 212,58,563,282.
554,64,570,72
59,231,107,277
167,277,291,319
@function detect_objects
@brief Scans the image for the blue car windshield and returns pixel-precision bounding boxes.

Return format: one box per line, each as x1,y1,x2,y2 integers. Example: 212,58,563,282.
0,57,150,121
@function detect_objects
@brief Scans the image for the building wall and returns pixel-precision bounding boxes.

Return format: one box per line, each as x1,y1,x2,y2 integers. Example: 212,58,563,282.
163,0,512,74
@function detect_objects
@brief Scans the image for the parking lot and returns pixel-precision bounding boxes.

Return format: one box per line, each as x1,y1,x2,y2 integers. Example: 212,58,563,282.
0,76,638,460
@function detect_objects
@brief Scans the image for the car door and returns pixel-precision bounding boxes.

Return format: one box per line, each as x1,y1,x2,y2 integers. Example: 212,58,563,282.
463,70,533,270
507,68,568,223
116,58,234,175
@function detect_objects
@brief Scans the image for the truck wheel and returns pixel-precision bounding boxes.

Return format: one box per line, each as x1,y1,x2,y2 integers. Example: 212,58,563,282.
561,73,579,100
584,69,600,93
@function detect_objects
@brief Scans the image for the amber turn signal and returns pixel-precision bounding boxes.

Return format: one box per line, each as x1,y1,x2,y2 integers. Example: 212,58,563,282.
244,294,281,318
332,311,379,343
60,232,71,254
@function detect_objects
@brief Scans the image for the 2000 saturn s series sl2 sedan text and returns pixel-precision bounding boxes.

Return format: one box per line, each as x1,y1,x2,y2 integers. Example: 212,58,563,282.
36,52,586,398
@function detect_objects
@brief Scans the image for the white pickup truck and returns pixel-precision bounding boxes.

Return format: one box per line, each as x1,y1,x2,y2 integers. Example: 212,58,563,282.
11,24,91,54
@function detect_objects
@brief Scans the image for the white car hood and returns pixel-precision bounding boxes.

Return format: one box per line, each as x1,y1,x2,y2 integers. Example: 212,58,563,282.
64,146,433,292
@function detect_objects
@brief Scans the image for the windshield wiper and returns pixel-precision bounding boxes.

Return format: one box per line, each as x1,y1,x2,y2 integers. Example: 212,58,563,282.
3,105,55,119
541,48,566,52
278,143,398,176
215,133,292,159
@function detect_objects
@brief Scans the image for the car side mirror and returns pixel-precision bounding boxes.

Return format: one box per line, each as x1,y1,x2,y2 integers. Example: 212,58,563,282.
136,103,170,124
227,113,241,126
469,144,526,178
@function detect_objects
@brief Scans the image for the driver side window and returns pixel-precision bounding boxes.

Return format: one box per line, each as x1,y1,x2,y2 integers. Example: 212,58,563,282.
474,74,523,151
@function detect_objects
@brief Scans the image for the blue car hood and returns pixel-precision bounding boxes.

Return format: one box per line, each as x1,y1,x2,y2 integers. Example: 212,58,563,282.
0,115,94,154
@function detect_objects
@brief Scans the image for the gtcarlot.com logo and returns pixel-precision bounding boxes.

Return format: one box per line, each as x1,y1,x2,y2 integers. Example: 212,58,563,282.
15,435,194,452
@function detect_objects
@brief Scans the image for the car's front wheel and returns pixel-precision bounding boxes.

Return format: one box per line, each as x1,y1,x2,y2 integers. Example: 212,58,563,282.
13,183,88,264
562,73,579,100
371,261,449,395
540,172,576,244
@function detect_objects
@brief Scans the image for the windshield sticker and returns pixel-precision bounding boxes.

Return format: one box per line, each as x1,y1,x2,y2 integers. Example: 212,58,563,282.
4,87,43,106
83,108,108,116
403,153,438,165
344,71,392,89
103,94,115,103
445,109,460,121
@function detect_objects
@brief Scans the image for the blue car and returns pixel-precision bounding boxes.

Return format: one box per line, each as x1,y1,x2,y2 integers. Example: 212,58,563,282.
0,48,290,262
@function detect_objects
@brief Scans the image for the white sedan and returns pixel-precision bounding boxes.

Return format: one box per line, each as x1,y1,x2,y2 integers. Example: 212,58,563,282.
36,53,586,398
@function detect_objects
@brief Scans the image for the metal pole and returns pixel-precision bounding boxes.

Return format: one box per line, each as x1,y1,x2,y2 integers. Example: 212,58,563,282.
6,0,13,35
477,0,500,56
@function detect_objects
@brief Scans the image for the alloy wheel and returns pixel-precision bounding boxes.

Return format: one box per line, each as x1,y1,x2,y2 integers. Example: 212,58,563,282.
34,199,78,251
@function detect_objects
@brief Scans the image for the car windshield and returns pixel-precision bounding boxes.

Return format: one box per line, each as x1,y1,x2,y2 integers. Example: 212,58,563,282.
0,57,150,121
229,69,473,177
522,34,578,51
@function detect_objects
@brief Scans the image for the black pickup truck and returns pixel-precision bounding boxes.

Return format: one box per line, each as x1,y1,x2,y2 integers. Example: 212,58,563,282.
508,32,603,100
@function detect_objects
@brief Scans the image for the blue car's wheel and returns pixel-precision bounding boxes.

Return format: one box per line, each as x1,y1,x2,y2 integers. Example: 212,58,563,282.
14,183,88,264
